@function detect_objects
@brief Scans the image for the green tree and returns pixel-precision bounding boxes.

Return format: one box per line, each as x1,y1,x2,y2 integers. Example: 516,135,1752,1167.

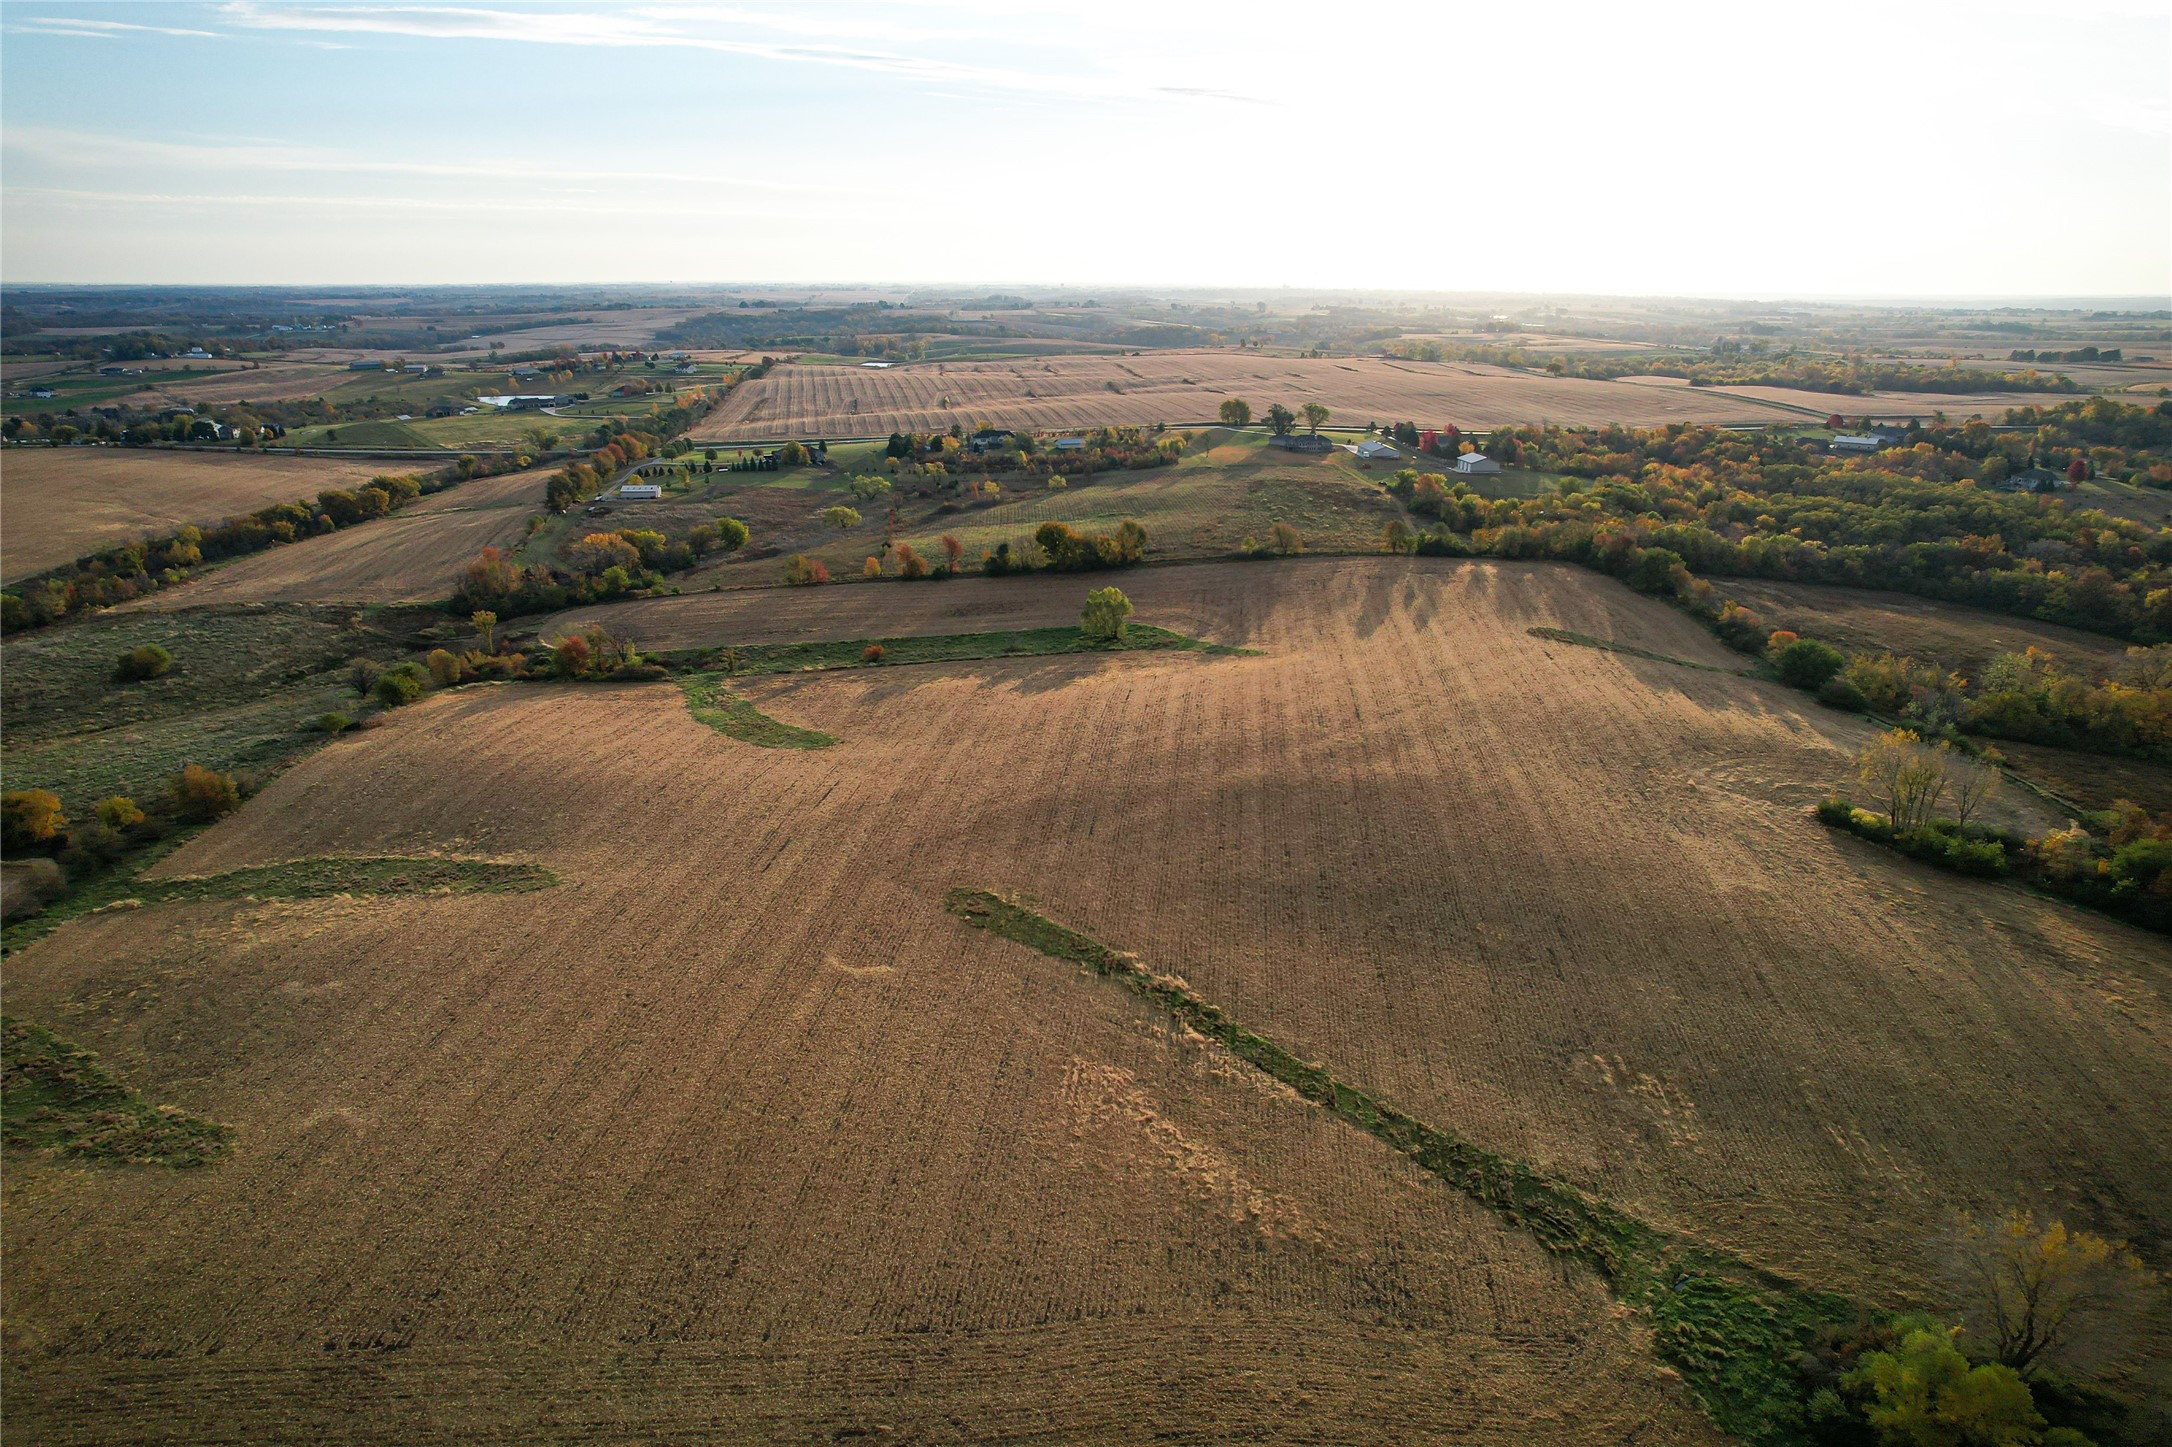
471,610,498,654
822,505,862,530
714,516,750,552
1776,637,1847,690
95,795,145,831
115,643,173,682
1219,398,1252,426
1265,403,1296,436
1081,586,1134,643
1847,1327,2044,1447
1300,402,1331,434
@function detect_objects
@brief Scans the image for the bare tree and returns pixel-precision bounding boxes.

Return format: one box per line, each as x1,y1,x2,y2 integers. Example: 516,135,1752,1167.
1943,745,2001,831
1945,1210,2157,1376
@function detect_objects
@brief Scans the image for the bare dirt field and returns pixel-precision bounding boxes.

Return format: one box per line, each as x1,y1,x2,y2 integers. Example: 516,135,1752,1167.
1714,579,2136,678
7,558,2165,1442
1708,384,2091,420
1,448,409,581
690,352,1807,440
122,466,547,608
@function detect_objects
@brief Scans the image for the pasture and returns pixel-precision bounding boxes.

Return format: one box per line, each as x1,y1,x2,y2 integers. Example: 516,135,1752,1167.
688,351,1809,441
0,448,408,581
7,558,2164,1443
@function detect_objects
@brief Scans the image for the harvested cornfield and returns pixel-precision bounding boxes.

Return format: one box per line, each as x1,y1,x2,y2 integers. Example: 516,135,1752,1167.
122,467,546,608
0,449,405,581
1708,384,2091,419
7,558,2165,1443
689,351,1806,440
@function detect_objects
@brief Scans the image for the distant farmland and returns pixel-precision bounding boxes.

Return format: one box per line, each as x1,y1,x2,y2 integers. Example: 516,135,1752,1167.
0,449,405,582
689,351,1808,440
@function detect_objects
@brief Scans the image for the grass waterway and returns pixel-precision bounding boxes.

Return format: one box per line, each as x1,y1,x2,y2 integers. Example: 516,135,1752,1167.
947,887,1864,1447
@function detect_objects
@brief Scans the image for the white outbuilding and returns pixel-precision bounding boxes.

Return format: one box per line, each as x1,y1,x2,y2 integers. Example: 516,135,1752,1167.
1454,451,1502,475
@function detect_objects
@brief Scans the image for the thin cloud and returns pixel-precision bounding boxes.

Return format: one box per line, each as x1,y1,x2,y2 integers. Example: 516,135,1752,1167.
16,15,221,38
2,126,898,198
214,1,1265,104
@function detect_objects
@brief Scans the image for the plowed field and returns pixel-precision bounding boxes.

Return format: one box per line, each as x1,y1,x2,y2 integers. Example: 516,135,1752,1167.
690,352,1806,440
7,559,2166,1443
123,467,546,608
1,449,404,581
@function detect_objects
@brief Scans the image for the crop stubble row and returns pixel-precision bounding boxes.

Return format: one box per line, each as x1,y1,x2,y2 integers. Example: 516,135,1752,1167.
690,353,1810,440
5,559,2165,1442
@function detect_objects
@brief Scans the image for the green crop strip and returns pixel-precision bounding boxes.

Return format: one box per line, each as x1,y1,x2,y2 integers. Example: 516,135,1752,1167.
4,853,557,956
679,676,840,749
946,887,1862,1446
676,625,1250,749
1528,625,1749,675
694,623,1250,677
2,1017,233,1168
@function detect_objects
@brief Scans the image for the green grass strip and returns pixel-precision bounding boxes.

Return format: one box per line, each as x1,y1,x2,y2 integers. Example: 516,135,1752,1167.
679,676,839,749
1529,625,1748,675
4,853,558,955
946,887,1860,1446
675,626,1248,750
2,1016,233,1168
691,623,1249,678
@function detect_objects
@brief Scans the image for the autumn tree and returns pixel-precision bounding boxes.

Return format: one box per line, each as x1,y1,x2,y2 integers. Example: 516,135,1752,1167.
1856,729,1948,832
895,542,928,579
1269,522,1303,555
1219,398,1252,426
940,534,964,568
472,610,498,653
170,765,240,824
1,790,66,852
1383,518,1415,554
1081,585,1134,643
864,556,882,579
552,634,591,677
822,505,862,530
1300,402,1330,435
1946,1210,2157,1376
565,532,641,577
782,554,829,586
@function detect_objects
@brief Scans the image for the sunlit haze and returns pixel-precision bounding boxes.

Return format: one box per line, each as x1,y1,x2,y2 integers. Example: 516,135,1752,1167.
4,0,2169,296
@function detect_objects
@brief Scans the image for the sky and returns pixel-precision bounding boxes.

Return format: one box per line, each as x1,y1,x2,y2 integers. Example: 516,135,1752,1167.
2,0,2169,297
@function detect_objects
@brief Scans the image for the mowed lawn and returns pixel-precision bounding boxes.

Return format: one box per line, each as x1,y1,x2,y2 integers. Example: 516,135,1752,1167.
7,558,2164,1443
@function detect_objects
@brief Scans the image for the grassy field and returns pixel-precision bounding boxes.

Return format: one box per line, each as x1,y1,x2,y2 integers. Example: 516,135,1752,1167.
0,448,413,581
688,350,1810,441
0,603,424,813
6,557,2162,1442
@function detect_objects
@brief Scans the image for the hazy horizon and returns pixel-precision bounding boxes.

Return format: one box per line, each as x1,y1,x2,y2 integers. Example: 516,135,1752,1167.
4,0,2168,295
